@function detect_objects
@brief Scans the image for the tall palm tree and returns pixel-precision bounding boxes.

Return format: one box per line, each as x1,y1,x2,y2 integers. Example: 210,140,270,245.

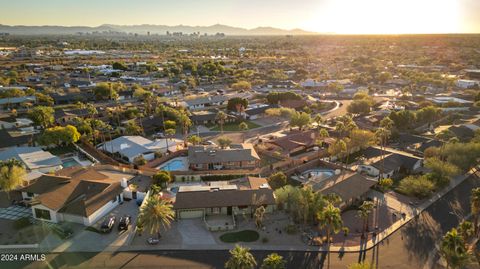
471,187,480,236
458,220,474,243
375,127,391,179
440,228,469,269
357,201,375,237
164,128,176,153
137,197,174,239
178,110,192,147
225,245,257,269
216,111,228,134
313,114,323,131
238,122,249,142
317,203,343,269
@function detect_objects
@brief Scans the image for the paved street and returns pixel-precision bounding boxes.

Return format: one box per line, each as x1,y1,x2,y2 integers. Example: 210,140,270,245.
12,173,480,269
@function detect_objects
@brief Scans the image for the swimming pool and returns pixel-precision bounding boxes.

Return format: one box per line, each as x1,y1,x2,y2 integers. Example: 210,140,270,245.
157,157,188,171
301,169,335,182
62,158,82,168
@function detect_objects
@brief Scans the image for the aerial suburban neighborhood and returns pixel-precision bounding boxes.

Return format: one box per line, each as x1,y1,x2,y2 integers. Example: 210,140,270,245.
1,2,480,269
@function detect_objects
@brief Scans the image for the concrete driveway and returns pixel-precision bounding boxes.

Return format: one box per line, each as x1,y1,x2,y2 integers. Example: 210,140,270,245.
51,199,140,252
177,219,215,245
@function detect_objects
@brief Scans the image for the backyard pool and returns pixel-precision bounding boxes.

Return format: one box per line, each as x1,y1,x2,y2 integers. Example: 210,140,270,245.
157,157,188,171
62,158,82,168
300,169,336,182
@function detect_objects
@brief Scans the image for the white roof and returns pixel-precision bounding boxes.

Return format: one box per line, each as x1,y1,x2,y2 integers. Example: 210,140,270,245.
98,136,181,158
0,147,62,170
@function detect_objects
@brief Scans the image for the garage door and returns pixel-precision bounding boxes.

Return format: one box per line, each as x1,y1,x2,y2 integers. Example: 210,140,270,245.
179,209,204,219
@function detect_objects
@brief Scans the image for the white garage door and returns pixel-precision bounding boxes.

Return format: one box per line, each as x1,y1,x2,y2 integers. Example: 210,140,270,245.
179,209,204,219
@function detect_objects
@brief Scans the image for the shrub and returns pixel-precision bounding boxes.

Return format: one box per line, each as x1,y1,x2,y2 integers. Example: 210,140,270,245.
220,230,259,243
396,175,436,198
285,224,298,235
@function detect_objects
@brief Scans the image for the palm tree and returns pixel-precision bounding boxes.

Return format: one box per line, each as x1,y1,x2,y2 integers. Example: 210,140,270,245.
216,111,228,134
375,127,391,179
225,245,257,269
178,110,192,147
238,122,249,142
458,220,474,243
313,114,323,130
165,128,176,153
137,197,174,239
317,203,343,269
471,187,480,236
260,253,286,269
357,201,375,237
254,206,266,229
440,228,469,269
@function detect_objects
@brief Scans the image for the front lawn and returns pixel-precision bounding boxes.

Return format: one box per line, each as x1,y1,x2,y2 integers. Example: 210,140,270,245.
220,230,259,243
211,121,261,132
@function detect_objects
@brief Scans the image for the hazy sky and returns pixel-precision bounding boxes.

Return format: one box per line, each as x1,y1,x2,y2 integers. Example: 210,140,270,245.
1,0,479,34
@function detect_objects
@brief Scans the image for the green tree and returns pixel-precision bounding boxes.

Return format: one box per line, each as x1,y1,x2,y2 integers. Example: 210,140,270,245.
254,206,266,229
471,187,480,236
267,172,287,190
178,110,192,147
440,228,469,269
378,178,393,192
239,122,249,142
227,97,249,114
231,81,252,91
260,253,286,269
0,161,26,198
124,120,143,135
93,82,119,100
152,171,172,188
218,137,232,149
164,120,177,130
317,203,343,269
347,99,372,115
187,135,202,145
357,201,375,237
28,106,54,129
290,111,311,131
458,220,474,242
137,197,174,239
216,111,228,133
39,125,81,146
225,245,257,269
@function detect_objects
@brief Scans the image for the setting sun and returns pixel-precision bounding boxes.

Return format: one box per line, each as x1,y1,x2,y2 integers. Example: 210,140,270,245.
303,0,460,34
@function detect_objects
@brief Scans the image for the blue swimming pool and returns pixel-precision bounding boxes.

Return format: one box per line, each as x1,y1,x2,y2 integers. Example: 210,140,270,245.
302,169,335,181
158,158,188,171
62,158,81,168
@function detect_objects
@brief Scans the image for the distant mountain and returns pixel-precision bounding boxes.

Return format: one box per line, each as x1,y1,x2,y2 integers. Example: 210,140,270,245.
0,23,316,36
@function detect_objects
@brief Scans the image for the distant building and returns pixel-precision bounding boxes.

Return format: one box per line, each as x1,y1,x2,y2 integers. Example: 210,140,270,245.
456,79,479,89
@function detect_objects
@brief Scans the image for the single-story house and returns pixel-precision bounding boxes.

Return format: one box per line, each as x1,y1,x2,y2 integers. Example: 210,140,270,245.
21,168,124,226
357,147,423,178
188,144,260,170
190,110,236,125
265,130,334,157
173,176,276,223
98,136,182,163
55,108,90,125
0,128,38,149
0,146,62,173
181,95,228,110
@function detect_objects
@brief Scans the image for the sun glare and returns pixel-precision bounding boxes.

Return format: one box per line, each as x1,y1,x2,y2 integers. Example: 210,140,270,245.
303,0,460,34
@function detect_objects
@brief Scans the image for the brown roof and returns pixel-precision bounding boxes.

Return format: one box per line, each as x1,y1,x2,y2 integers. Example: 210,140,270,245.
173,177,275,210
55,167,109,181
320,173,377,202
173,188,276,210
25,168,123,217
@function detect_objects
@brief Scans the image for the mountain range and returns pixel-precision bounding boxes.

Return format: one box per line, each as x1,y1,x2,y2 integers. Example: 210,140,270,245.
0,24,316,36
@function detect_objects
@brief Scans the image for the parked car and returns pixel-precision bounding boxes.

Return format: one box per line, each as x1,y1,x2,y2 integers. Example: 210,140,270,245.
118,215,132,231
100,216,116,233
147,237,160,245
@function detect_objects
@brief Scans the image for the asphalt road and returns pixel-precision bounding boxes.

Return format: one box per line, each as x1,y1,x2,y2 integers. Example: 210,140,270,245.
12,173,480,269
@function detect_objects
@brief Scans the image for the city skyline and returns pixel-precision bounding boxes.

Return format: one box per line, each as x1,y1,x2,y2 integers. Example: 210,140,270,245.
0,0,479,34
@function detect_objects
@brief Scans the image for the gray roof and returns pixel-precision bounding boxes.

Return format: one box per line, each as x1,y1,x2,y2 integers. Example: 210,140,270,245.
371,153,421,172
98,136,179,159
185,95,228,106
0,147,62,170
321,173,377,202
188,144,260,164
0,96,36,105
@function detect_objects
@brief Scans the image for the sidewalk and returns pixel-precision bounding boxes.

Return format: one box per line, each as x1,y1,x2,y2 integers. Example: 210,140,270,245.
4,169,477,254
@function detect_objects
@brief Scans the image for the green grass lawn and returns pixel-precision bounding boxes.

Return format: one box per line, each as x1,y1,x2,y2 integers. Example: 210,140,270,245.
220,230,259,243
211,121,261,132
